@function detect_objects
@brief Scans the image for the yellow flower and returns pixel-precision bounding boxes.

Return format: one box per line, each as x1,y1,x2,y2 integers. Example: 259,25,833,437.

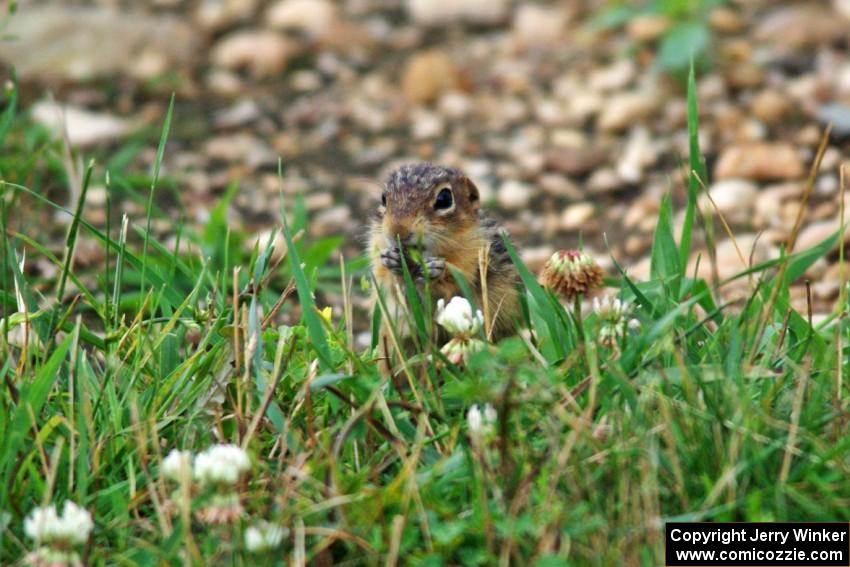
318,306,332,325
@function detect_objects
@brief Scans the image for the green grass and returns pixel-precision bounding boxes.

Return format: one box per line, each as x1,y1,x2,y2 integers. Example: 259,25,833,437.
1,69,849,566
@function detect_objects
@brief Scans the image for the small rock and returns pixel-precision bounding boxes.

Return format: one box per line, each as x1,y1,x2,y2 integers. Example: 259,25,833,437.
522,245,555,273
410,109,445,139
497,180,533,210
0,7,198,81
438,92,473,119
751,89,792,124
588,59,636,92
213,99,261,129
587,168,624,194
206,69,244,96
401,50,461,105
598,90,658,132
796,219,850,253
266,0,338,38
755,5,848,50
616,127,656,184
312,205,351,237
709,6,745,34
817,104,850,137
626,14,670,42
211,30,294,77
835,0,850,19
204,133,276,167
31,100,135,147
714,143,805,181
700,179,758,223
196,0,259,30
688,234,776,281
538,174,581,199
545,146,608,177
405,0,508,26
512,3,569,47
560,202,595,231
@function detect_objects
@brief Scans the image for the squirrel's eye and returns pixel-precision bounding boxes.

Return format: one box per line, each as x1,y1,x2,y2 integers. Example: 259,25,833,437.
381,193,387,207
434,188,453,210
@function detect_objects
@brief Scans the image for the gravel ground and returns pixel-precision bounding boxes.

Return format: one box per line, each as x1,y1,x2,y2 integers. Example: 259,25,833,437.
3,0,850,320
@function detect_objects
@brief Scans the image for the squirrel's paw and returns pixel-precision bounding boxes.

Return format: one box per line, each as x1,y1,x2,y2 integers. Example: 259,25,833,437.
417,256,446,282
380,247,404,275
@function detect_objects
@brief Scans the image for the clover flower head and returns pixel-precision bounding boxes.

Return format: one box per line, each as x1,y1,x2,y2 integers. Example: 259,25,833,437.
161,449,193,482
436,297,483,337
196,493,243,526
467,403,497,437
440,336,486,366
592,295,640,349
193,444,251,486
539,249,604,299
24,501,93,547
245,521,287,552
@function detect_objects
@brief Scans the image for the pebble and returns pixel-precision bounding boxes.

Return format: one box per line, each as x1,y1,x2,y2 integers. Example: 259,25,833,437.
751,89,792,125
587,168,624,194
265,0,338,38
598,90,658,132
0,6,198,81
700,179,758,223
512,3,569,47
626,14,670,42
688,234,776,281
616,127,656,184
538,174,581,199
401,50,461,105
755,5,849,49
196,0,258,30
204,134,277,168
497,180,533,210
560,202,595,231
31,100,135,147
410,109,445,140
817,104,850,137
709,6,745,33
312,205,351,237
405,0,509,26
714,143,805,181
588,59,636,93
796,219,850,253
546,146,608,177
211,30,294,77
521,245,555,273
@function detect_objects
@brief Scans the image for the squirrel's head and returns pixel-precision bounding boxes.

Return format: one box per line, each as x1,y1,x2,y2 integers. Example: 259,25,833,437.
377,163,480,253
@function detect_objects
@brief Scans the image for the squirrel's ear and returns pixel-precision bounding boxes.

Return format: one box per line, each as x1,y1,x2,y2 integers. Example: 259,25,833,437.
465,178,480,211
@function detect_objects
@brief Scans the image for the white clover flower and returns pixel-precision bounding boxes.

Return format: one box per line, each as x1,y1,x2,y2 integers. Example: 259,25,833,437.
483,404,497,425
24,501,93,546
161,449,193,482
440,336,486,366
467,404,497,438
193,444,251,486
245,521,287,552
467,405,483,434
436,297,484,337
24,505,60,543
593,295,639,349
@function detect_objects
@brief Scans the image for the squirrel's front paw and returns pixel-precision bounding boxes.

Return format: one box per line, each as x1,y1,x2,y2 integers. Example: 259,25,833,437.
380,247,404,275
418,256,446,282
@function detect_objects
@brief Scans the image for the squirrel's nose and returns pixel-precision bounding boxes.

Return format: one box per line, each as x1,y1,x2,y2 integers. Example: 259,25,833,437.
385,227,415,248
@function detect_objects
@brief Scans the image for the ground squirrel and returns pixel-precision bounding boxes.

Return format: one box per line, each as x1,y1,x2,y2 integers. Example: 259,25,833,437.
369,163,520,344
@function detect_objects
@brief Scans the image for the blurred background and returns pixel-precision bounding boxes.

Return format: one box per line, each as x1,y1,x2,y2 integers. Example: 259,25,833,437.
1,0,849,322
